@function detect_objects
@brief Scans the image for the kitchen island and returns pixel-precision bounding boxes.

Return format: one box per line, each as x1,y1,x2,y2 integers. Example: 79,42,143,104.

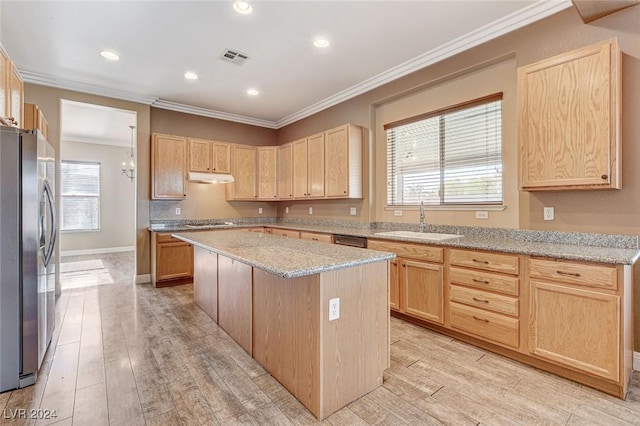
172,230,395,420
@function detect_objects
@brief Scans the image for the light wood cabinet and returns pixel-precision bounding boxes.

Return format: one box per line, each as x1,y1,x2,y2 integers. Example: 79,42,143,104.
8,61,23,128
291,134,325,199
257,146,278,200
292,138,308,198
226,144,257,200
269,228,301,239
188,138,230,174
324,124,363,198
389,259,400,311
518,38,621,190
152,233,194,287
402,259,444,324
193,247,218,322
152,134,188,200
23,103,49,141
0,48,8,126
218,255,253,355
299,231,333,243
278,143,294,199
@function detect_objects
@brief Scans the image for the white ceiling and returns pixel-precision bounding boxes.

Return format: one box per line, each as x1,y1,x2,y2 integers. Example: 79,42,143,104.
60,100,137,147
1,1,571,129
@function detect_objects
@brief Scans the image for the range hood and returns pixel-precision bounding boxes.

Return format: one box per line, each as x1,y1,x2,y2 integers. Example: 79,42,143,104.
188,172,235,184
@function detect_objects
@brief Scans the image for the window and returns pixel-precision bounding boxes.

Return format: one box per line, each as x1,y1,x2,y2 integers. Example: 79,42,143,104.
385,93,503,206
61,161,100,231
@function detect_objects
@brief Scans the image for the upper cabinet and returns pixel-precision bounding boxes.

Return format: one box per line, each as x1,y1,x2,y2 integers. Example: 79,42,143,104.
0,49,7,125
23,103,49,141
292,134,325,199
188,138,230,174
152,133,188,200
278,143,293,200
257,146,278,200
1,46,24,128
227,144,257,200
518,38,621,191
325,124,363,198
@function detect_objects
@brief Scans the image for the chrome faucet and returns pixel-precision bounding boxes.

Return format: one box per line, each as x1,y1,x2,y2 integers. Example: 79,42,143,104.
419,201,427,232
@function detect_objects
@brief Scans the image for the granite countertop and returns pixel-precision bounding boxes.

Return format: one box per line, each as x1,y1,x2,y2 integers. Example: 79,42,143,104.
151,220,640,265
171,230,396,278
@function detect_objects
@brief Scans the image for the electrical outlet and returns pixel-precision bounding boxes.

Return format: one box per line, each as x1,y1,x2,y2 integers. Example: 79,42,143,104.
350,207,357,216
329,298,340,321
285,207,289,214
309,207,313,215
175,207,181,215
543,207,554,221
394,210,403,217
475,211,489,219
258,208,263,215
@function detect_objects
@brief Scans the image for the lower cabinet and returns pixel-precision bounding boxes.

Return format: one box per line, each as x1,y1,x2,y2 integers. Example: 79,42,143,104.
401,259,444,324
268,228,301,238
152,233,194,287
299,231,333,243
218,255,253,355
193,247,218,321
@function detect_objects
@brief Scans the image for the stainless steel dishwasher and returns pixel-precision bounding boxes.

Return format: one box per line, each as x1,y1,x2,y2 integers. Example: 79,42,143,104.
333,234,367,248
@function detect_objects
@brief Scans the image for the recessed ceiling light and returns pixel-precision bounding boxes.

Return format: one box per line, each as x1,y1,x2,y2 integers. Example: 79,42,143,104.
233,1,253,14
313,38,330,48
99,50,120,61
246,88,259,96
184,71,198,80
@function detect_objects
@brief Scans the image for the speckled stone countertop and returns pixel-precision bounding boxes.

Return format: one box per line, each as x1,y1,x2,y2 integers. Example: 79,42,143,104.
171,230,396,278
152,219,640,265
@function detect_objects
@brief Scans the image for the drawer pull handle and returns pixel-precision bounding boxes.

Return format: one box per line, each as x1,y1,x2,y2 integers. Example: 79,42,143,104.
472,297,489,303
472,278,490,284
391,261,397,266
473,316,489,323
472,259,489,265
556,270,581,277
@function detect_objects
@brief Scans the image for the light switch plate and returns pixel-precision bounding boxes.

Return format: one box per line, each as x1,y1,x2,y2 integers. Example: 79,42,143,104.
329,298,340,321
544,207,554,221
350,207,357,216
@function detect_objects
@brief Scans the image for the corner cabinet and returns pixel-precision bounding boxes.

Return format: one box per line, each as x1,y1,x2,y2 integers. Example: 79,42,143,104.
257,146,278,200
151,233,193,287
518,38,621,191
152,133,188,200
226,144,257,200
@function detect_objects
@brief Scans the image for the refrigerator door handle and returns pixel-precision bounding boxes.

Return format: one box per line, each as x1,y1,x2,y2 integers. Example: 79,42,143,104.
42,180,56,267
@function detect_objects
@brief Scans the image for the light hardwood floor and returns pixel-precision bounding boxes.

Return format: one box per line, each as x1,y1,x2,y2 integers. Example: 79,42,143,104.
1,267,639,425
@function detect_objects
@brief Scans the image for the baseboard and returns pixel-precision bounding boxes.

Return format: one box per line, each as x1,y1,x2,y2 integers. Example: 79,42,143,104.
634,351,640,371
135,274,151,284
61,246,135,257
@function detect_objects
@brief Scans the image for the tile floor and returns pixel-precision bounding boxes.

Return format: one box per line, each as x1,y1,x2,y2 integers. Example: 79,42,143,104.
1,252,639,425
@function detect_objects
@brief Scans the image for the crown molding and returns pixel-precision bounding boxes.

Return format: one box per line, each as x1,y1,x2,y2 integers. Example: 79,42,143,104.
18,0,572,130
19,70,159,105
275,0,573,128
152,100,277,129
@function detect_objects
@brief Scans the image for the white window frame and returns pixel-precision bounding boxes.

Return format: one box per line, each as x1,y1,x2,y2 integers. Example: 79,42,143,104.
60,160,101,232
385,93,504,208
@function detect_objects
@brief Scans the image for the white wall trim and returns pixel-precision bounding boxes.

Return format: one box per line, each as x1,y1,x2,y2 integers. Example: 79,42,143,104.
634,351,640,371
18,0,572,130
135,274,151,284
60,246,135,257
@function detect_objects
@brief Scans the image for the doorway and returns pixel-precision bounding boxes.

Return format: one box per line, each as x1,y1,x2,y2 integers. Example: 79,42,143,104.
59,100,137,290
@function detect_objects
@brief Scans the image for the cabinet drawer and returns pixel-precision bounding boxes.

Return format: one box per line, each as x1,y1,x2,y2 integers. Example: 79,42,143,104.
271,229,301,239
299,231,333,243
157,233,181,243
449,285,519,317
449,249,519,275
450,302,519,348
529,258,617,290
367,239,443,263
449,267,519,296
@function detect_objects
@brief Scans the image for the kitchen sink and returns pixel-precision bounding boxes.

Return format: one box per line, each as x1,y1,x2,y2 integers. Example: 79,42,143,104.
373,230,463,241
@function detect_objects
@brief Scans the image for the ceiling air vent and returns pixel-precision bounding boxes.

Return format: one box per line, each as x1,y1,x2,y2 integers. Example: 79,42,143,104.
220,48,249,65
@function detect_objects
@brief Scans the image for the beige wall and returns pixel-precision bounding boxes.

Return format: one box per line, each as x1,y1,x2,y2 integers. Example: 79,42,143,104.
60,141,136,252
23,84,151,283
149,108,278,220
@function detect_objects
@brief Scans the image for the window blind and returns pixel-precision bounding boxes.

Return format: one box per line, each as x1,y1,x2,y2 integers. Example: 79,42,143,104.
61,161,101,231
385,94,503,206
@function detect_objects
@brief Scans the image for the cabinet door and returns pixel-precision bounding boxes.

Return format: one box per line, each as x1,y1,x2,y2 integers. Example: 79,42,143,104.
402,259,444,324
0,49,8,124
9,62,23,128
193,247,218,322
278,143,293,199
529,280,620,380
213,142,231,173
188,138,212,172
389,259,401,311
325,125,349,197
230,145,257,200
156,242,193,281
307,133,325,198
257,146,278,200
218,256,253,355
519,38,620,190
152,134,188,199
292,139,308,198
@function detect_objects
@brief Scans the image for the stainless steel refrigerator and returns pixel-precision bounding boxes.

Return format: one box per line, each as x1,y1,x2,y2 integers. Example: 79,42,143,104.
0,125,56,392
